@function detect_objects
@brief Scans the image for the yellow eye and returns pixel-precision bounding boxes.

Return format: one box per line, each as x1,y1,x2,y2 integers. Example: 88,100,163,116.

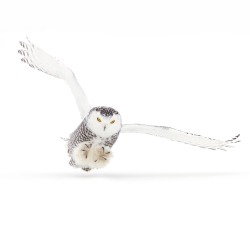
97,117,102,122
110,120,115,124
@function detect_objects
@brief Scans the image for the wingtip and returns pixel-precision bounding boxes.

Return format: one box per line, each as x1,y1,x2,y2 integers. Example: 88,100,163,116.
19,41,25,47
25,36,35,48
226,134,241,143
26,36,31,43
19,40,32,50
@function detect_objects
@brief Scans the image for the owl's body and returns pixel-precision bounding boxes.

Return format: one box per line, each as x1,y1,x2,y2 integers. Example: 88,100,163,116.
67,107,121,171
18,39,240,172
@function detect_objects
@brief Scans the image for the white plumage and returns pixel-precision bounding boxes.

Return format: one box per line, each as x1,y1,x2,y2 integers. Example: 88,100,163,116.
18,39,240,171
121,124,240,151
19,39,91,118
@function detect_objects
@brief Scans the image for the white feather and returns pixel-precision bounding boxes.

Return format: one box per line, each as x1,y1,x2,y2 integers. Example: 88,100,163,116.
18,39,91,119
121,124,240,151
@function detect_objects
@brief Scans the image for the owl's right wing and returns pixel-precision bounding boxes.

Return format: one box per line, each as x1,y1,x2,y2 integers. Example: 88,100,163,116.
18,39,91,119
121,124,240,151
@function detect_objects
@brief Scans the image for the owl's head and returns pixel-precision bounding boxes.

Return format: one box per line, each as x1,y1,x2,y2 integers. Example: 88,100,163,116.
86,106,122,138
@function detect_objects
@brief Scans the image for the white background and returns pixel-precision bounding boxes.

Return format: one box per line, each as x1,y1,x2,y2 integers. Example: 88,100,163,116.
0,1,249,226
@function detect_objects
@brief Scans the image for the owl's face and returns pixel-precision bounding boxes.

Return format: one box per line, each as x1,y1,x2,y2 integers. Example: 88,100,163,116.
86,107,122,138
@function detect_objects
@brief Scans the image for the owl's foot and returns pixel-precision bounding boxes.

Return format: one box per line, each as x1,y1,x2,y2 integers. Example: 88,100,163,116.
82,167,91,172
71,142,92,167
93,146,112,165
95,146,110,161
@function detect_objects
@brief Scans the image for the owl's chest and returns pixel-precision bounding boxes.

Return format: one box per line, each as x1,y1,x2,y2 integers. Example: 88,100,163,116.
69,122,120,152
90,133,119,148
91,137,106,146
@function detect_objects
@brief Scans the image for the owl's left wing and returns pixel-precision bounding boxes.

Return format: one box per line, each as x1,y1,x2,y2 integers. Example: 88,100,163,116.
121,124,240,151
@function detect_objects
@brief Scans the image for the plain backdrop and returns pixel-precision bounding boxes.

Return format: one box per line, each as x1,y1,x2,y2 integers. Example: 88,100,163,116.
0,1,249,227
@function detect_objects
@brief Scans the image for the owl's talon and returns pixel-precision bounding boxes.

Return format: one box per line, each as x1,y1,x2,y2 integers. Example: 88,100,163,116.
81,149,88,159
85,144,91,149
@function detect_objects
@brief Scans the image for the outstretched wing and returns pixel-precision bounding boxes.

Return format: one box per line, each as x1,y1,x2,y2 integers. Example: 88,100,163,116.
18,39,91,119
121,124,240,151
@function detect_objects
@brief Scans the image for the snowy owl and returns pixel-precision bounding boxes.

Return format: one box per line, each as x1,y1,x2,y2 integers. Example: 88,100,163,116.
18,39,240,172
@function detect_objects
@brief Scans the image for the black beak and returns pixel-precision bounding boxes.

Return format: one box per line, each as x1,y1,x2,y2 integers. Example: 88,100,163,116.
104,125,106,131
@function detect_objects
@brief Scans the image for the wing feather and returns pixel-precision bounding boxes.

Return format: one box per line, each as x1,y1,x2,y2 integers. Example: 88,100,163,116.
18,39,91,119
121,124,240,151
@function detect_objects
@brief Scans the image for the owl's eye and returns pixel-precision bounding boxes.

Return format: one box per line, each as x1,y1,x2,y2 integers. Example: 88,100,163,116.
110,120,115,124
97,117,102,122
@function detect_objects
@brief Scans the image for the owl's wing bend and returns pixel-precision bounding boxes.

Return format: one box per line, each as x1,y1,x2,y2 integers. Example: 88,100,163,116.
121,124,240,151
18,39,91,119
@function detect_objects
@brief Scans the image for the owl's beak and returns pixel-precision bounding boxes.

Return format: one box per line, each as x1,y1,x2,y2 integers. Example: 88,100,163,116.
103,125,106,131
